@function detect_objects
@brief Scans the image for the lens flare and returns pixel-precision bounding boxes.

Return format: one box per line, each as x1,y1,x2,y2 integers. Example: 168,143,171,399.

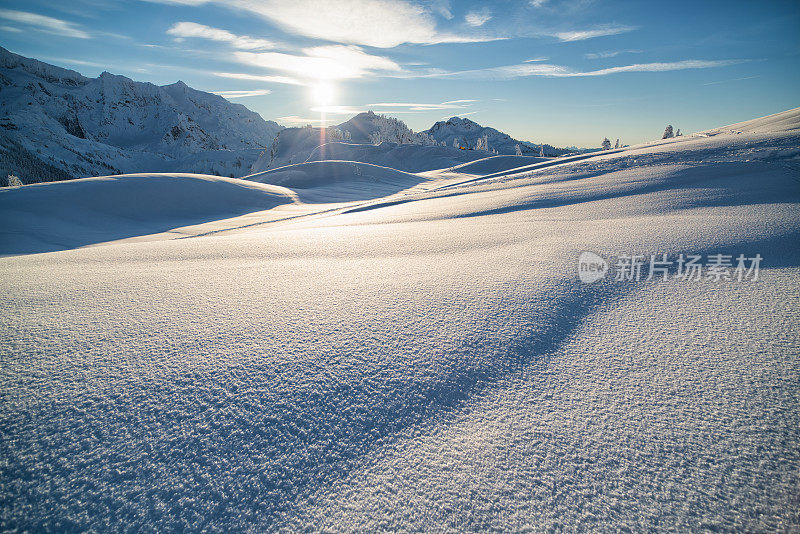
311,82,336,106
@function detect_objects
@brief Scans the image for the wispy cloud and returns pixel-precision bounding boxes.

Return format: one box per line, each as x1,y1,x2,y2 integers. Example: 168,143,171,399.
431,0,453,20
0,9,89,39
584,49,642,59
277,115,335,125
0,25,22,33
555,25,635,42
439,110,479,120
574,60,744,76
215,72,306,86
212,89,272,98
426,59,745,80
234,45,402,80
702,75,760,86
367,100,476,111
465,8,492,28
309,105,367,115
149,0,501,47
530,0,547,7
41,57,107,68
167,22,275,50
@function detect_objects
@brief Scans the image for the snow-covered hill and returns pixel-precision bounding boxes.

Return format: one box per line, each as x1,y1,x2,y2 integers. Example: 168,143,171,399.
336,111,438,145
0,173,294,254
438,154,548,175
424,116,584,156
0,47,283,182
247,160,426,202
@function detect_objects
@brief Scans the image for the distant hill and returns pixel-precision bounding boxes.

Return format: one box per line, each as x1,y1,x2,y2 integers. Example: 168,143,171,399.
336,111,437,145
423,116,582,157
0,47,283,183
253,112,590,173
250,122,489,174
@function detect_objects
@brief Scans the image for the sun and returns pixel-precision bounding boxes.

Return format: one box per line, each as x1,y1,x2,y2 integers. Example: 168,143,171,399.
311,82,336,107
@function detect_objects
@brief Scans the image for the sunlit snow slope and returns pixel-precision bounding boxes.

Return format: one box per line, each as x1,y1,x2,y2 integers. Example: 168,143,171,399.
0,173,295,255
1,108,799,532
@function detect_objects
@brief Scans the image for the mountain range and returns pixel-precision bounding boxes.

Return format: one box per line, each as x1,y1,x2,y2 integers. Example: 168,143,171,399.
253,111,591,172
0,47,283,182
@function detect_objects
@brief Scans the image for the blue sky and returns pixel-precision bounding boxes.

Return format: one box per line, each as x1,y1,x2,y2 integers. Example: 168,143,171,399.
1,0,798,146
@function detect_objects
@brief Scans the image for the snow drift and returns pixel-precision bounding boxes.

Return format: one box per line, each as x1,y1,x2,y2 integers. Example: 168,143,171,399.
246,160,425,202
0,173,294,254
439,154,550,175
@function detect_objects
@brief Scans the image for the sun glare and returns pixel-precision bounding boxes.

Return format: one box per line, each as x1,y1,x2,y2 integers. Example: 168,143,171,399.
311,82,336,107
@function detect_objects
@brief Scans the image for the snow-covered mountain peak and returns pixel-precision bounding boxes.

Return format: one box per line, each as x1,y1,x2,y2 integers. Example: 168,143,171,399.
337,111,437,145
423,115,570,155
0,49,284,181
440,116,481,129
0,46,88,87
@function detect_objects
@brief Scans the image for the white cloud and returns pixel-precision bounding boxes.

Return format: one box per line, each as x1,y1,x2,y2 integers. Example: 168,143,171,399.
309,105,367,115
211,89,272,98
149,0,499,47
0,9,89,39
530,0,547,7
431,0,453,19
214,72,306,86
367,100,476,111
584,49,642,59
277,115,335,125
555,25,635,41
493,63,572,77
702,75,759,86
575,60,744,77
234,45,402,80
438,110,479,120
0,25,22,33
42,57,107,68
167,22,275,50
426,59,744,79
465,8,492,27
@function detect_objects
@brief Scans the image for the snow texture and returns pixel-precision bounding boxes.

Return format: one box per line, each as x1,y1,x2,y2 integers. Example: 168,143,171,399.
1,108,799,532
